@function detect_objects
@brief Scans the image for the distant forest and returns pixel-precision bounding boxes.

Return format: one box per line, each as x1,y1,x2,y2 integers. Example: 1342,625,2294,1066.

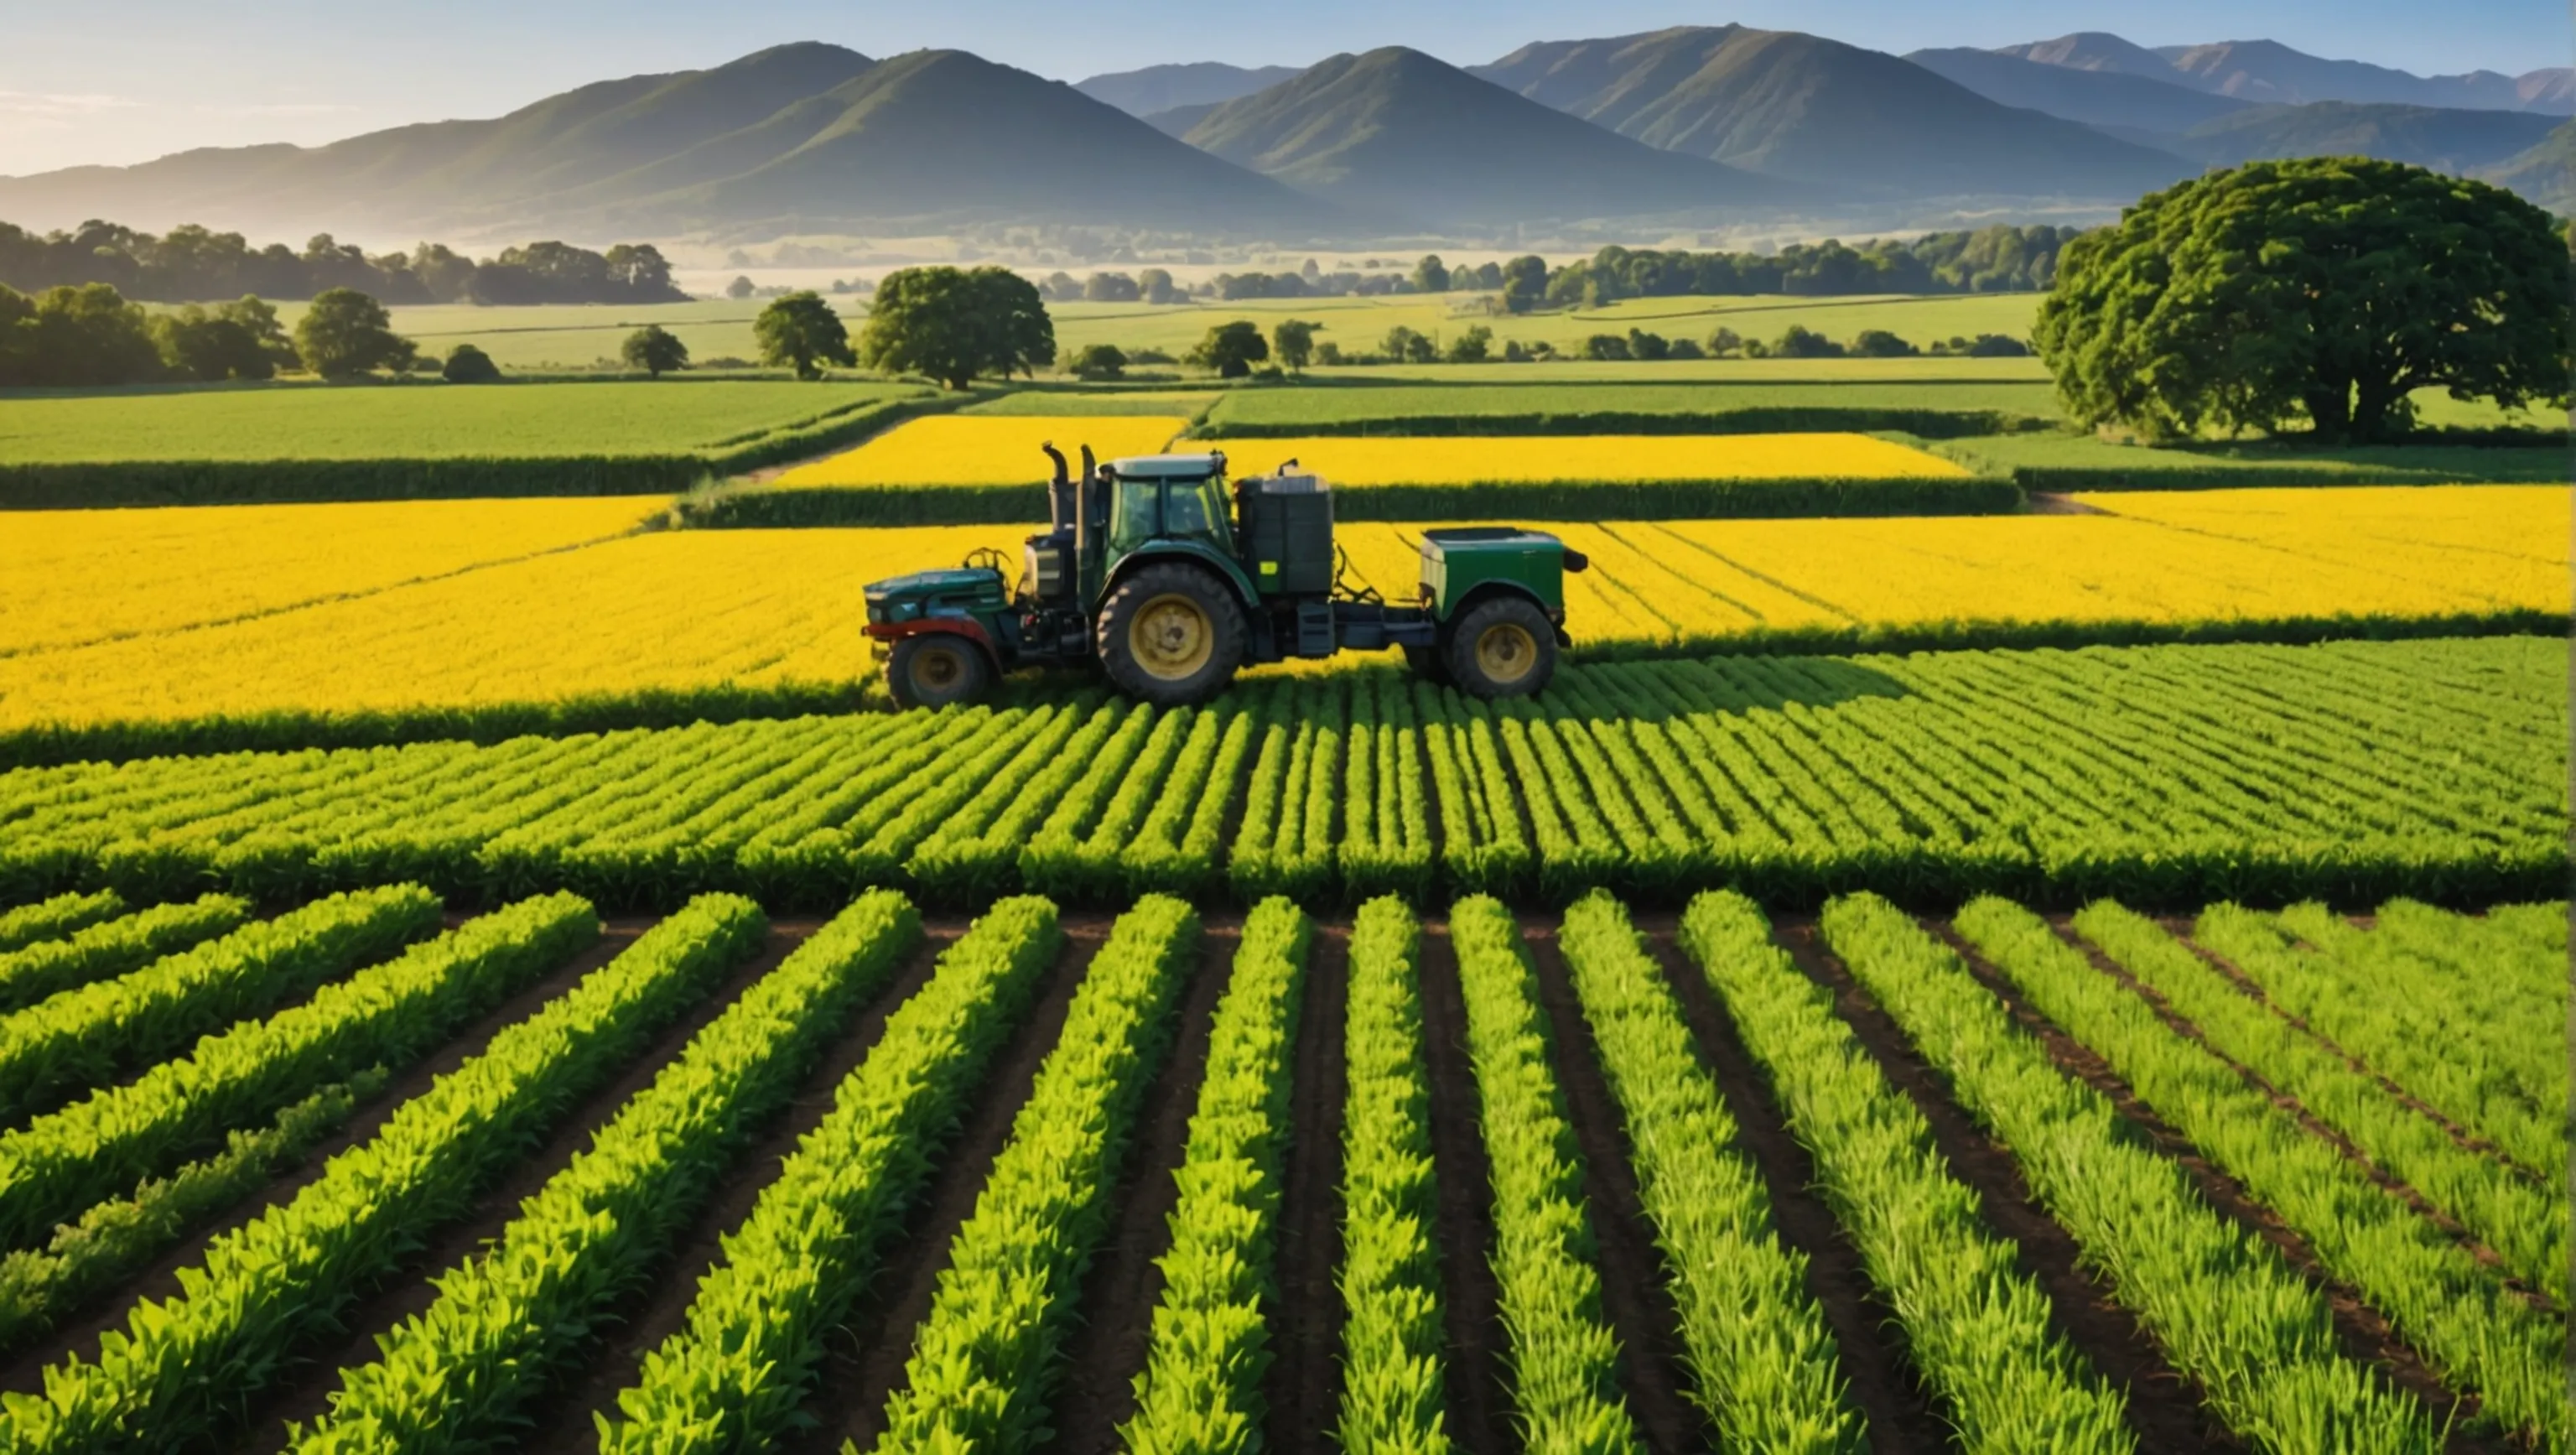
0,221,689,306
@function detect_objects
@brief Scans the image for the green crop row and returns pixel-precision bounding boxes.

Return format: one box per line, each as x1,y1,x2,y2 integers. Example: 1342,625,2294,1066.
0,893,249,1014
0,1070,385,1352
1817,893,2438,1453
600,895,1062,1453
0,638,2558,913
0,891,127,957
292,891,915,1452
1680,891,2132,1451
0,893,761,1452
867,895,1199,1452
1955,899,2564,1451
0,890,596,1251
1445,896,1633,1452
2205,905,2562,1179
1557,891,1855,1450
2075,903,2563,1299
1333,898,1449,1455
1120,896,1310,1452
0,885,435,1127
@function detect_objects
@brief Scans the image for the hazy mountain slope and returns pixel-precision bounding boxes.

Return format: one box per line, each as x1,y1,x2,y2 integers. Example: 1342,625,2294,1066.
1181,46,1784,225
2164,101,2563,172
2477,119,2576,211
2000,33,2574,115
1991,32,2181,79
1905,47,2251,132
1142,102,1222,138
1473,26,2188,197
1077,62,1303,116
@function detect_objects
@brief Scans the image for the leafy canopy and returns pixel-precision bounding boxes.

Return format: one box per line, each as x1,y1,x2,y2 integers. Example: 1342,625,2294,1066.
854,266,1052,390
1188,320,1269,377
293,288,413,379
756,292,855,380
2037,157,2570,442
621,325,689,377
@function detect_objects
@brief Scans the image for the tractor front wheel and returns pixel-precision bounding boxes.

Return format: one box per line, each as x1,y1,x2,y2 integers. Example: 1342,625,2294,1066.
886,634,992,709
1445,595,1556,699
1097,564,1246,706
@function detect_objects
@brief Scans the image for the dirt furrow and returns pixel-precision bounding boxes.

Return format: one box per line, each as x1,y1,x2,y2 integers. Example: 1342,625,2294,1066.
1263,923,1351,1455
1413,922,1507,1455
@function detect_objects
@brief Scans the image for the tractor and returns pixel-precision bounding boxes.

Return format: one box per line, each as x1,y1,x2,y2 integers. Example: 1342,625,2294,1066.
862,443,1586,709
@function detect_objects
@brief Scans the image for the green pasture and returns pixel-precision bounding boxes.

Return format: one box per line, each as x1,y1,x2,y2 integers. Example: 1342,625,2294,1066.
0,378,924,463
255,297,850,372
959,389,1223,417
1195,378,2061,437
1935,432,2569,488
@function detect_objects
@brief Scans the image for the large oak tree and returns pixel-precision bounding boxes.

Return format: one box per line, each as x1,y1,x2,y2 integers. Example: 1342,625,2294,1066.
2037,158,2568,443
854,266,1052,390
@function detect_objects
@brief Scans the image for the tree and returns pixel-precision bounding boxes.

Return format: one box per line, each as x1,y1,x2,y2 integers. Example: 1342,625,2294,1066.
1446,325,1493,364
1271,319,1322,373
1139,268,1178,305
1084,271,1140,303
726,275,756,299
220,295,294,369
1581,333,1629,361
621,325,690,377
1188,320,1269,377
1704,326,1742,358
153,304,273,381
854,266,1052,389
1849,329,1918,358
756,292,857,380
1067,343,1127,381
1499,254,1549,314
0,283,162,385
1771,325,1842,359
1964,334,2031,357
1626,328,1669,361
1410,254,1449,294
441,342,502,382
294,287,412,378
2036,157,2570,442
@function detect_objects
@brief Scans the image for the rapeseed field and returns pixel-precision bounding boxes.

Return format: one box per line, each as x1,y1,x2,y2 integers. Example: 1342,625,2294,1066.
1218,432,1971,485
774,415,1192,489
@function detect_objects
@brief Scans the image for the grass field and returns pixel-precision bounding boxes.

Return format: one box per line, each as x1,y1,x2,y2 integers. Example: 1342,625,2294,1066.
0,486,2555,756
1195,378,2061,435
0,379,924,463
1214,433,1971,483
1936,431,2573,487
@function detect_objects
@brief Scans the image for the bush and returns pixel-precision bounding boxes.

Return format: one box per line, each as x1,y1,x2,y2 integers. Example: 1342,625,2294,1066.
1849,330,1918,358
1771,325,1842,359
1627,328,1670,361
1666,338,1705,360
1964,334,2032,357
440,344,502,383
295,288,413,379
1581,334,1630,361
1066,343,1127,381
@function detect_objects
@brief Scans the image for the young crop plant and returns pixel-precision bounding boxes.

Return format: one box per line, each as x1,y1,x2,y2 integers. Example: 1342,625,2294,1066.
868,895,1200,1452
0,894,247,1012
0,891,599,1255
1445,896,1638,1453
1556,892,1857,1451
0,892,127,956
598,896,1063,1452
1955,898,2568,1449
292,891,922,1452
1334,897,1448,1454
1817,893,2438,1454
910,701,1124,902
1122,702,1256,899
1121,896,1311,1453
0,884,438,1125
0,1069,386,1351
2074,902,2564,1300
1021,704,1169,899
0,893,766,1453
1680,891,2132,1452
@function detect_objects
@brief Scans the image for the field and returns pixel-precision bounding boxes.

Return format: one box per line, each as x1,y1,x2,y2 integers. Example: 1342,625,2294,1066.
0,486,2557,757
774,414,1192,488
1937,430,2574,488
1211,432,1970,483
1194,377,2061,435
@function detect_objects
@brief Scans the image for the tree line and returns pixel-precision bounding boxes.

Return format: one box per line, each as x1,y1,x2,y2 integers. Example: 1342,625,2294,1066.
0,221,688,306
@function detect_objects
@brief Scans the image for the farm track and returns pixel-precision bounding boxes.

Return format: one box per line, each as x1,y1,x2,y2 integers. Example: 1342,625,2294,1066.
0,898,2553,1453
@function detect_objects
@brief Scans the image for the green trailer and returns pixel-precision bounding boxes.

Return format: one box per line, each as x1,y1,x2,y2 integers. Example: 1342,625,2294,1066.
862,443,1586,708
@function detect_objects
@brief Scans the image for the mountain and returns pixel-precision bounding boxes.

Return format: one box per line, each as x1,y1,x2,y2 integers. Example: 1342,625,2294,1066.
2000,33,2574,115
1142,102,1222,138
2478,120,2576,212
1076,62,1303,117
1472,26,2189,199
1178,46,1786,227
2153,101,2564,174
1904,47,2252,133
0,44,1327,238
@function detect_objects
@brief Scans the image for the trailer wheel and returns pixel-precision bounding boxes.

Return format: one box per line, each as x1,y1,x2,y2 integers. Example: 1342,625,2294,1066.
1097,564,1246,706
1446,595,1555,699
886,635,992,709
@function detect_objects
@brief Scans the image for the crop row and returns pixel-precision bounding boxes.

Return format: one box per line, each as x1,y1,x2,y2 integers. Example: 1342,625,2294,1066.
0,891,248,1013
0,636,2557,913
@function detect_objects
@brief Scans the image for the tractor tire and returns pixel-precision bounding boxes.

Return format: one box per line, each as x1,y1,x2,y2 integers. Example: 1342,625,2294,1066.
1402,642,1452,687
1446,595,1556,699
1096,563,1247,707
886,635,992,710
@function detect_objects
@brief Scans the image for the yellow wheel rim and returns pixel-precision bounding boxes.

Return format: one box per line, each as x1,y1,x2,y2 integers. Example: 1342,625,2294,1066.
911,644,967,692
1130,593,1214,680
1474,621,1540,685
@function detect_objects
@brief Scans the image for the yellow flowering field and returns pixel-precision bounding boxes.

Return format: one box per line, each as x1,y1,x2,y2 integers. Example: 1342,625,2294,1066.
0,486,2556,735
1215,432,1971,485
772,415,1191,489
0,496,666,655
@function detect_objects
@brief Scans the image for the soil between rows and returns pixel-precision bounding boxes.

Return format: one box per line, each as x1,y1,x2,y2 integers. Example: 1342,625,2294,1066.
1263,922,1352,1455
0,918,657,1400
1413,922,1509,1455
245,918,828,1450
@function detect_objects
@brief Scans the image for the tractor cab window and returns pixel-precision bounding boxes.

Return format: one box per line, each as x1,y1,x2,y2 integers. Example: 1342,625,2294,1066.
1110,475,1161,552
1109,472,1232,553
1162,475,1231,547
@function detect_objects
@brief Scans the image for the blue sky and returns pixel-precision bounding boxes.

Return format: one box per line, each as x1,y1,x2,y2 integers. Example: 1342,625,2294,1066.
2,0,2564,176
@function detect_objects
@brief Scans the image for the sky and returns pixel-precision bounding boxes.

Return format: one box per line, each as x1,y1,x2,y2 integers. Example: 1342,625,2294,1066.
2,0,2566,177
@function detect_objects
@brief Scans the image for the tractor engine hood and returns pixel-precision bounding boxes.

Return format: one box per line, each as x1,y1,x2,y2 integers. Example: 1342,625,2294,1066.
864,566,1007,625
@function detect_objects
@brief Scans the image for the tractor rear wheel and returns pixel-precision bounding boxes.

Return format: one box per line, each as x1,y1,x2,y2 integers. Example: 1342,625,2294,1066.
886,635,992,709
1097,564,1246,706
1402,642,1452,687
1446,595,1555,699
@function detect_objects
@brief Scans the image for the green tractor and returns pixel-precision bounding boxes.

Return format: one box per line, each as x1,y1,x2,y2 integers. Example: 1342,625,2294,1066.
862,443,1587,709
